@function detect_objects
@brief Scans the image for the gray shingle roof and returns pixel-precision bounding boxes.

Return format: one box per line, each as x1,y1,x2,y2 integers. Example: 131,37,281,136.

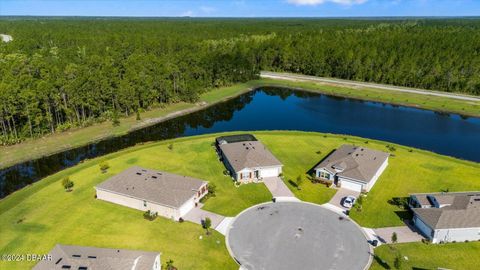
412,192,480,229
33,244,159,270
219,140,283,172
95,166,207,208
314,145,389,183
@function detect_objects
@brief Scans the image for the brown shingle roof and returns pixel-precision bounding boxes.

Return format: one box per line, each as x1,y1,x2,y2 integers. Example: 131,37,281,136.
219,140,282,172
33,244,159,270
314,145,389,183
413,192,480,229
95,166,207,208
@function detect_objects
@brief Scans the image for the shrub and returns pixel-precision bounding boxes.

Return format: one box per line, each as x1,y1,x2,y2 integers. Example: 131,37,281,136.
391,232,398,243
295,175,303,190
165,259,177,270
143,210,158,221
393,254,402,269
99,161,110,173
61,177,74,192
168,143,174,151
203,217,212,235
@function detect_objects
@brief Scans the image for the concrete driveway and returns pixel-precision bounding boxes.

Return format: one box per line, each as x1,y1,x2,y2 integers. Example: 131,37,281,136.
263,177,296,198
373,223,424,244
183,205,225,229
328,188,360,209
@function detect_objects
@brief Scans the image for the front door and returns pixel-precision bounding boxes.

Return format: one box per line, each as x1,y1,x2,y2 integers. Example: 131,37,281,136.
254,170,260,179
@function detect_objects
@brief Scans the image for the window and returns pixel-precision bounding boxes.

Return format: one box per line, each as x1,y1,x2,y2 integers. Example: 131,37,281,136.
143,200,147,207
319,171,330,179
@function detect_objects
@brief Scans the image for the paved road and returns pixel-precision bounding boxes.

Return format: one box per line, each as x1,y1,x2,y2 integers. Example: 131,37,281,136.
261,71,480,102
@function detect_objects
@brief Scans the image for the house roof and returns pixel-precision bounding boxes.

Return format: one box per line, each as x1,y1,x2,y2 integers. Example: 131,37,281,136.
412,192,480,229
216,134,258,145
33,244,159,270
219,140,282,172
314,145,389,183
95,166,207,208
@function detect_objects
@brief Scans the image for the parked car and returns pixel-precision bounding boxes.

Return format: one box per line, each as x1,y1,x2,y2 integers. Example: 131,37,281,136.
342,196,356,208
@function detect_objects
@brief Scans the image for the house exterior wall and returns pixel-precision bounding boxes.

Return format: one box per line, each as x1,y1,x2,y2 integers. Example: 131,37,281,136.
315,168,334,181
236,166,282,183
153,255,161,270
433,227,480,243
338,176,364,192
96,188,181,220
260,166,282,178
365,158,389,191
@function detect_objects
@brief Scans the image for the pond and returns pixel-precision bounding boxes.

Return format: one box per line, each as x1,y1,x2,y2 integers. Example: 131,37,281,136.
1,87,479,197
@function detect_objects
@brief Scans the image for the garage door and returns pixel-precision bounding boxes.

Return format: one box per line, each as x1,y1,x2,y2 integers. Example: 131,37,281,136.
341,180,363,192
260,167,280,178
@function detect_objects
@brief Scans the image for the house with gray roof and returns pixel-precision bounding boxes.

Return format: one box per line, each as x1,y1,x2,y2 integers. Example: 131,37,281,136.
33,244,160,270
216,134,283,183
95,166,208,220
314,145,389,192
409,191,480,243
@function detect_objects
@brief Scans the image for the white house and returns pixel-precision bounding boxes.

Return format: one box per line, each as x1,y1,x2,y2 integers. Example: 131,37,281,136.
0,34,13,43
216,134,283,183
95,166,208,220
34,244,161,270
409,191,480,243
314,145,389,192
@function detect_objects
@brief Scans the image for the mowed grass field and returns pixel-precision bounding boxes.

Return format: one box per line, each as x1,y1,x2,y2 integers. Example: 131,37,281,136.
371,242,480,270
1,131,479,269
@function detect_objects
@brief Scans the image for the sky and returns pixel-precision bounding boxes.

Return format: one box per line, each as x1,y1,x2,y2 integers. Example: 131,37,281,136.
0,0,479,17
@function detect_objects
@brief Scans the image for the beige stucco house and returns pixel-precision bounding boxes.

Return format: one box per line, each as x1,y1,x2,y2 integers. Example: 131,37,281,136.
314,145,389,192
409,191,480,243
216,134,283,183
95,166,208,220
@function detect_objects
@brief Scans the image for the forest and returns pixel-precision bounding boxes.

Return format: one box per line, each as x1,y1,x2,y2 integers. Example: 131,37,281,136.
0,18,479,145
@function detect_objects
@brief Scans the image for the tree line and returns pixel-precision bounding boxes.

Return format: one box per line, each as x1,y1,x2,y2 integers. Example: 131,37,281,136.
0,18,479,145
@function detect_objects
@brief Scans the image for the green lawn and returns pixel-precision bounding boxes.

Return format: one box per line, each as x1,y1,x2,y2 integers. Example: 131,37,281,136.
348,144,480,228
1,131,479,269
1,77,478,170
371,242,480,270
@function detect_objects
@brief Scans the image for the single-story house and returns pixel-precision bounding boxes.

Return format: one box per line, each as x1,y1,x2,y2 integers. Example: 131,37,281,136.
409,191,480,243
95,166,208,220
314,145,389,192
33,244,160,270
0,34,13,43
216,134,283,183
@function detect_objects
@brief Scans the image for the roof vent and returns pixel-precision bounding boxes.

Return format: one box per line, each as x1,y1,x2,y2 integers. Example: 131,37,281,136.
61,266,71,269
87,256,96,259
374,157,377,160
136,172,142,175
152,176,157,179
355,154,359,156
72,255,81,258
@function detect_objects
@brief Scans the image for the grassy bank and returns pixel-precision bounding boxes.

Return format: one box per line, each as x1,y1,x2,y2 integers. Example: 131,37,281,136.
1,131,479,269
371,242,480,270
1,78,479,170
